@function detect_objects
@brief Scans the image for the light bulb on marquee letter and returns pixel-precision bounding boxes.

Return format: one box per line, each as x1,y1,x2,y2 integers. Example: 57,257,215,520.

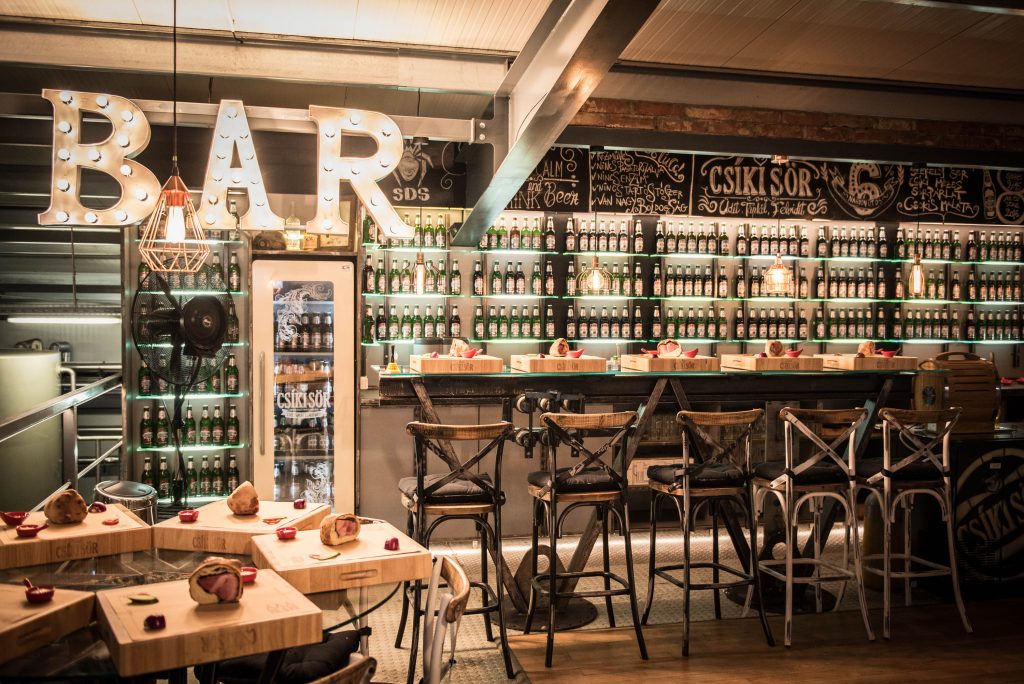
198,100,283,231
39,89,160,226
307,105,413,240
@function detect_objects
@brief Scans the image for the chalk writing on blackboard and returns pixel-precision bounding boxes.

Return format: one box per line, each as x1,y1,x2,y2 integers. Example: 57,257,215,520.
694,156,829,219
590,150,690,214
824,162,904,219
896,167,980,221
508,147,588,212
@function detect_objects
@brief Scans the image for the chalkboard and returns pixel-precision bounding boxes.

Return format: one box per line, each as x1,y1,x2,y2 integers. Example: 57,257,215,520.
377,140,466,207
823,161,905,220
507,146,589,212
692,155,829,220
590,150,691,214
895,166,982,223
993,170,1024,225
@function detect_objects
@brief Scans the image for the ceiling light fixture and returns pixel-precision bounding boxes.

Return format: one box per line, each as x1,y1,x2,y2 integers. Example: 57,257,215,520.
764,254,794,296
137,0,209,274
577,255,612,295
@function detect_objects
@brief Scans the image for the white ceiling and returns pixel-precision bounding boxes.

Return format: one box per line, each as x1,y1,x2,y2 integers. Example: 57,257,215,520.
1,0,1023,91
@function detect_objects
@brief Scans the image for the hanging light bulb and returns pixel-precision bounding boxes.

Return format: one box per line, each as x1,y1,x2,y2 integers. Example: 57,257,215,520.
577,255,612,295
413,251,429,295
908,253,925,298
764,254,794,296
165,203,187,243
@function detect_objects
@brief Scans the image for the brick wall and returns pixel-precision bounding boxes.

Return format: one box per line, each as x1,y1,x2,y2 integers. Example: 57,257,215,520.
572,98,1024,153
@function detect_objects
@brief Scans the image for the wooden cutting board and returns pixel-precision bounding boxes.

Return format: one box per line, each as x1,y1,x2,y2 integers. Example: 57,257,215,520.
816,354,918,371
0,504,151,570
620,354,720,372
250,520,431,594
511,354,608,373
95,569,321,677
152,500,330,555
0,583,95,665
720,354,823,372
409,354,503,374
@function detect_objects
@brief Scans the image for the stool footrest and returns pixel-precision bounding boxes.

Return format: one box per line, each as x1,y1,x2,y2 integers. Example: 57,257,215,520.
759,558,854,584
862,552,952,580
654,567,753,592
530,569,631,599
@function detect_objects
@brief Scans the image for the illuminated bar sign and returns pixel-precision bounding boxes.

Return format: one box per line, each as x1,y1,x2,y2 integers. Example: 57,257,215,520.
38,89,415,238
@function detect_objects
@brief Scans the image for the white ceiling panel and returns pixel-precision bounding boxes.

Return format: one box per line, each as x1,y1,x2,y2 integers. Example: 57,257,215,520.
621,0,799,67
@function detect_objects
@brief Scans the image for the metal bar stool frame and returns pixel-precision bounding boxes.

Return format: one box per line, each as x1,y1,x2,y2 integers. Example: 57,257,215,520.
641,408,775,655
859,407,972,639
395,421,515,683
524,410,649,668
753,407,876,647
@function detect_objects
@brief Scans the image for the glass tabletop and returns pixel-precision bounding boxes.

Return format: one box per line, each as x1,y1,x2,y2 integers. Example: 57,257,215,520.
0,549,400,681
375,364,943,378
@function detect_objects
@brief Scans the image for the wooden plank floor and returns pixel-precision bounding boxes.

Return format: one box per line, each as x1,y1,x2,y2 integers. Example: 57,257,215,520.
509,599,1024,683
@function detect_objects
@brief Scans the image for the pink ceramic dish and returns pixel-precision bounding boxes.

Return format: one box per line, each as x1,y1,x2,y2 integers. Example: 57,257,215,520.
566,349,585,359
25,585,54,604
785,349,803,358
879,350,897,358
178,509,199,523
681,348,699,359
240,567,258,584
276,526,297,540
16,524,47,538
1,511,28,527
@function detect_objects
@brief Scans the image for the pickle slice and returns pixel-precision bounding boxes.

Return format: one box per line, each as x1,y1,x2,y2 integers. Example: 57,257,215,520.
309,552,340,561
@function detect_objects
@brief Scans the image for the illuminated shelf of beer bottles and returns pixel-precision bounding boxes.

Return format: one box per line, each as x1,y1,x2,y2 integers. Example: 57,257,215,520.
274,351,334,357
166,289,246,297
564,295,647,301
136,342,248,348
138,444,246,453
364,293,453,299
365,246,451,255
473,249,558,256
810,338,1022,345
477,294,560,300
469,338,556,344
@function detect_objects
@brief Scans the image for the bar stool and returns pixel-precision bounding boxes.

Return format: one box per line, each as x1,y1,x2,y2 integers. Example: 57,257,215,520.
858,407,972,639
394,421,515,682
642,409,774,655
524,410,648,668
752,407,875,647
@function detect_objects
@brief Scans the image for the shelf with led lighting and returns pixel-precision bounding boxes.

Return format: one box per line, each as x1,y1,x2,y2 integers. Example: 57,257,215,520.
136,393,245,400
472,249,558,256
571,338,654,344
469,338,555,344
363,292,454,299
565,251,640,258
137,289,247,297
132,237,244,246
136,341,247,348
476,294,559,300
564,295,646,301
139,444,246,453
365,246,451,254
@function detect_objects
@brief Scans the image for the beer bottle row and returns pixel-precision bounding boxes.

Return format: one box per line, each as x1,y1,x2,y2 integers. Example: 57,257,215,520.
476,261,556,297
896,228,1022,262
138,251,243,292
139,402,242,448
364,213,450,249
474,304,555,340
137,354,240,397
140,454,241,498
366,304,461,342
480,216,558,251
363,255,462,296
274,313,335,353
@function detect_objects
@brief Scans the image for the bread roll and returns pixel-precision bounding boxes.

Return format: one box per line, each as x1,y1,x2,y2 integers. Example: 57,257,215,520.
226,481,259,516
43,489,88,524
189,557,243,605
549,338,569,357
448,339,470,357
320,513,361,546
765,340,784,358
857,341,876,357
657,339,681,358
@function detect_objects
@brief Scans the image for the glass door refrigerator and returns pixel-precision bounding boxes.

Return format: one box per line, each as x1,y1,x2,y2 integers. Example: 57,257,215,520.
251,259,356,512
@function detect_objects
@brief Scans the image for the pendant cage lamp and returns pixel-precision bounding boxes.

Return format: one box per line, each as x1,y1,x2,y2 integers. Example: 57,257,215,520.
764,254,794,296
138,0,209,274
908,253,926,298
577,255,612,295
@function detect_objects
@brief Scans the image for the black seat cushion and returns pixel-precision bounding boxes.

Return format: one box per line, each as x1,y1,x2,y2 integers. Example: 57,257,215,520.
205,630,360,684
398,473,495,504
528,467,618,494
754,460,848,485
647,463,746,488
856,457,942,482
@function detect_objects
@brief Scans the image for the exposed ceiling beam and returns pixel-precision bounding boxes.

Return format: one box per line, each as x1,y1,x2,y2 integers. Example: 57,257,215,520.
0,19,507,95
453,0,661,246
861,0,1024,15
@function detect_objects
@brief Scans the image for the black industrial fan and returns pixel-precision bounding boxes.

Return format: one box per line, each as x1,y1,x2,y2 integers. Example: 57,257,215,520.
132,261,233,505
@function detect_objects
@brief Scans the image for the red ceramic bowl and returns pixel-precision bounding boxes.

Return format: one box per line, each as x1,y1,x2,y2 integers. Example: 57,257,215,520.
879,350,897,358
276,527,297,540
25,585,54,604
16,524,47,538
240,567,258,584
681,348,699,359
293,499,306,510
785,349,803,358
566,349,585,359
460,349,479,359
1,511,29,527
178,509,199,523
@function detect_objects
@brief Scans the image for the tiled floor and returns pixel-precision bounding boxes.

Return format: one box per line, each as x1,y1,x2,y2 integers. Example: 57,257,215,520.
368,522,917,683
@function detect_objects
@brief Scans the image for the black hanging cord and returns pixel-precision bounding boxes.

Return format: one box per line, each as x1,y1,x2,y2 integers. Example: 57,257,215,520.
171,0,179,175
